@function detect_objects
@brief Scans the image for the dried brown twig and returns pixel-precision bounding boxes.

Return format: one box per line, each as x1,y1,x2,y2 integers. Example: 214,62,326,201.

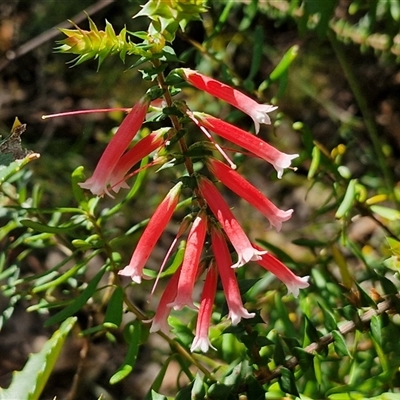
0,0,115,72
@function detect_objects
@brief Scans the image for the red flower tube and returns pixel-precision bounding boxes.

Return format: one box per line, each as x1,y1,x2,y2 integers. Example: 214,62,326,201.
179,68,278,133
168,211,208,310
254,246,309,297
118,181,183,283
108,128,168,193
150,266,182,334
193,112,298,179
190,263,218,353
211,227,255,325
198,176,266,268
79,95,150,196
207,158,293,231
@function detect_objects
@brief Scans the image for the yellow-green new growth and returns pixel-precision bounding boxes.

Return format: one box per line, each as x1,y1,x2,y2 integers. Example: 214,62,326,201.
56,16,150,68
135,0,207,42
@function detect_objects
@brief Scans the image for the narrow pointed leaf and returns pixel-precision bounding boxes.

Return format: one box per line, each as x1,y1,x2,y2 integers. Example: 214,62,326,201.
103,286,124,328
110,320,141,384
44,265,107,327
0,317,76,400
332,330,351,357
279,367,299,396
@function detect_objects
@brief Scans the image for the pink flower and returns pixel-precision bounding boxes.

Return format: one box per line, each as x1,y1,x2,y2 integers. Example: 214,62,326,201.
207,158,293,231
168,212,207,310
193,113,298,179
211,228,255,325
179,68,278,133
254,246,309,297
118,182,183,283
190,263,218,353
197,176,266,268
79,95,150,196
150,266,182,334
108,128,168,193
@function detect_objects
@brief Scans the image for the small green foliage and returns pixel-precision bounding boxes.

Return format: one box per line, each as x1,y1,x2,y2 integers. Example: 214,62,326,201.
2,2,400,399
0,317,76,400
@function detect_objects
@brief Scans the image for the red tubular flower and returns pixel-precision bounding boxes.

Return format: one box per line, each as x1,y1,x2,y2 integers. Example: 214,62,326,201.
168,212,207,310
108,128,168,193
79,95,150,196
198,176,266,268
150,266,182,334
211,227,255,325
207,158,293,231
193,112,298,179
179,68,278,134
190,262,218,353
118,181,183,283
254,246,309,297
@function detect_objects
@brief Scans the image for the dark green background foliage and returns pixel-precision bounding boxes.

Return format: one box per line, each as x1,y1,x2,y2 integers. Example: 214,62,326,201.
1,1,400,399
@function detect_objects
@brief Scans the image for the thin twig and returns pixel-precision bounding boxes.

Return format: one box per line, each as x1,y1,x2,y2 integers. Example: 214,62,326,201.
259,294,400,385
0,0,116,72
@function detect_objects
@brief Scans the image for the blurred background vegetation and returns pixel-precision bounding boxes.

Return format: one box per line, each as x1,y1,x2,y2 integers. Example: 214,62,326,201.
1,1,400,399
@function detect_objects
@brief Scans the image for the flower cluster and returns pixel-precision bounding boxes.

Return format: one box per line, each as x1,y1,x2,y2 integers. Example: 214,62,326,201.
78,68,308,352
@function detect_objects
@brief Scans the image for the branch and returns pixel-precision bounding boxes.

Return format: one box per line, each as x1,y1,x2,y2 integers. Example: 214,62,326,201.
259,294,400,385
0,0,115,72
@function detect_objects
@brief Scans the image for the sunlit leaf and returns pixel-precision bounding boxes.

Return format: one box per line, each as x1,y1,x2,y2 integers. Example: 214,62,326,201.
0,317,76,400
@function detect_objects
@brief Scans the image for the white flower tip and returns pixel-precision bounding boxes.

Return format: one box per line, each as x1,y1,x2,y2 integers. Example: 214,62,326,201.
167,298,197,311
275,153,299,178
190,337,216,353
251,104,279,133
229,310,256,326
109,180,130,193
149,320,170,334
118,267,142,284
272,209,294,232
286,275,310,298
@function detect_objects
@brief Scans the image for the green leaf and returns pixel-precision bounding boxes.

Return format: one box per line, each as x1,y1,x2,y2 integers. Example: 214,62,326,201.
0,154,38,184
318,302,338,331
32,252,99,294
244,24,263,86
71,166,88,208
269,45,299,82
279,367,299,396
103,286,124,328
273,336,286,366
370,314,382,345
19,219,79,234
293,347,314,370
145,390,167,400
376,273,398,296
332,330,351,357
370,205,400,221
307,145,321,179
110,320,142,384
145,355,176,398
335,179,358,219
386,237,400,257
304,316,321,344
245,374,265,400
176,381,194,400
191,374,206,400
313,354,323,386
354,281,376,307
339,305,362,330
275,293,296,338
0,317,76,400
207,382,232,400
44,265,107,327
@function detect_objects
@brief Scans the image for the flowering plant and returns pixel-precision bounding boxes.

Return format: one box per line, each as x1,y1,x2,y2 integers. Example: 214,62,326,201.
1,1,400,399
